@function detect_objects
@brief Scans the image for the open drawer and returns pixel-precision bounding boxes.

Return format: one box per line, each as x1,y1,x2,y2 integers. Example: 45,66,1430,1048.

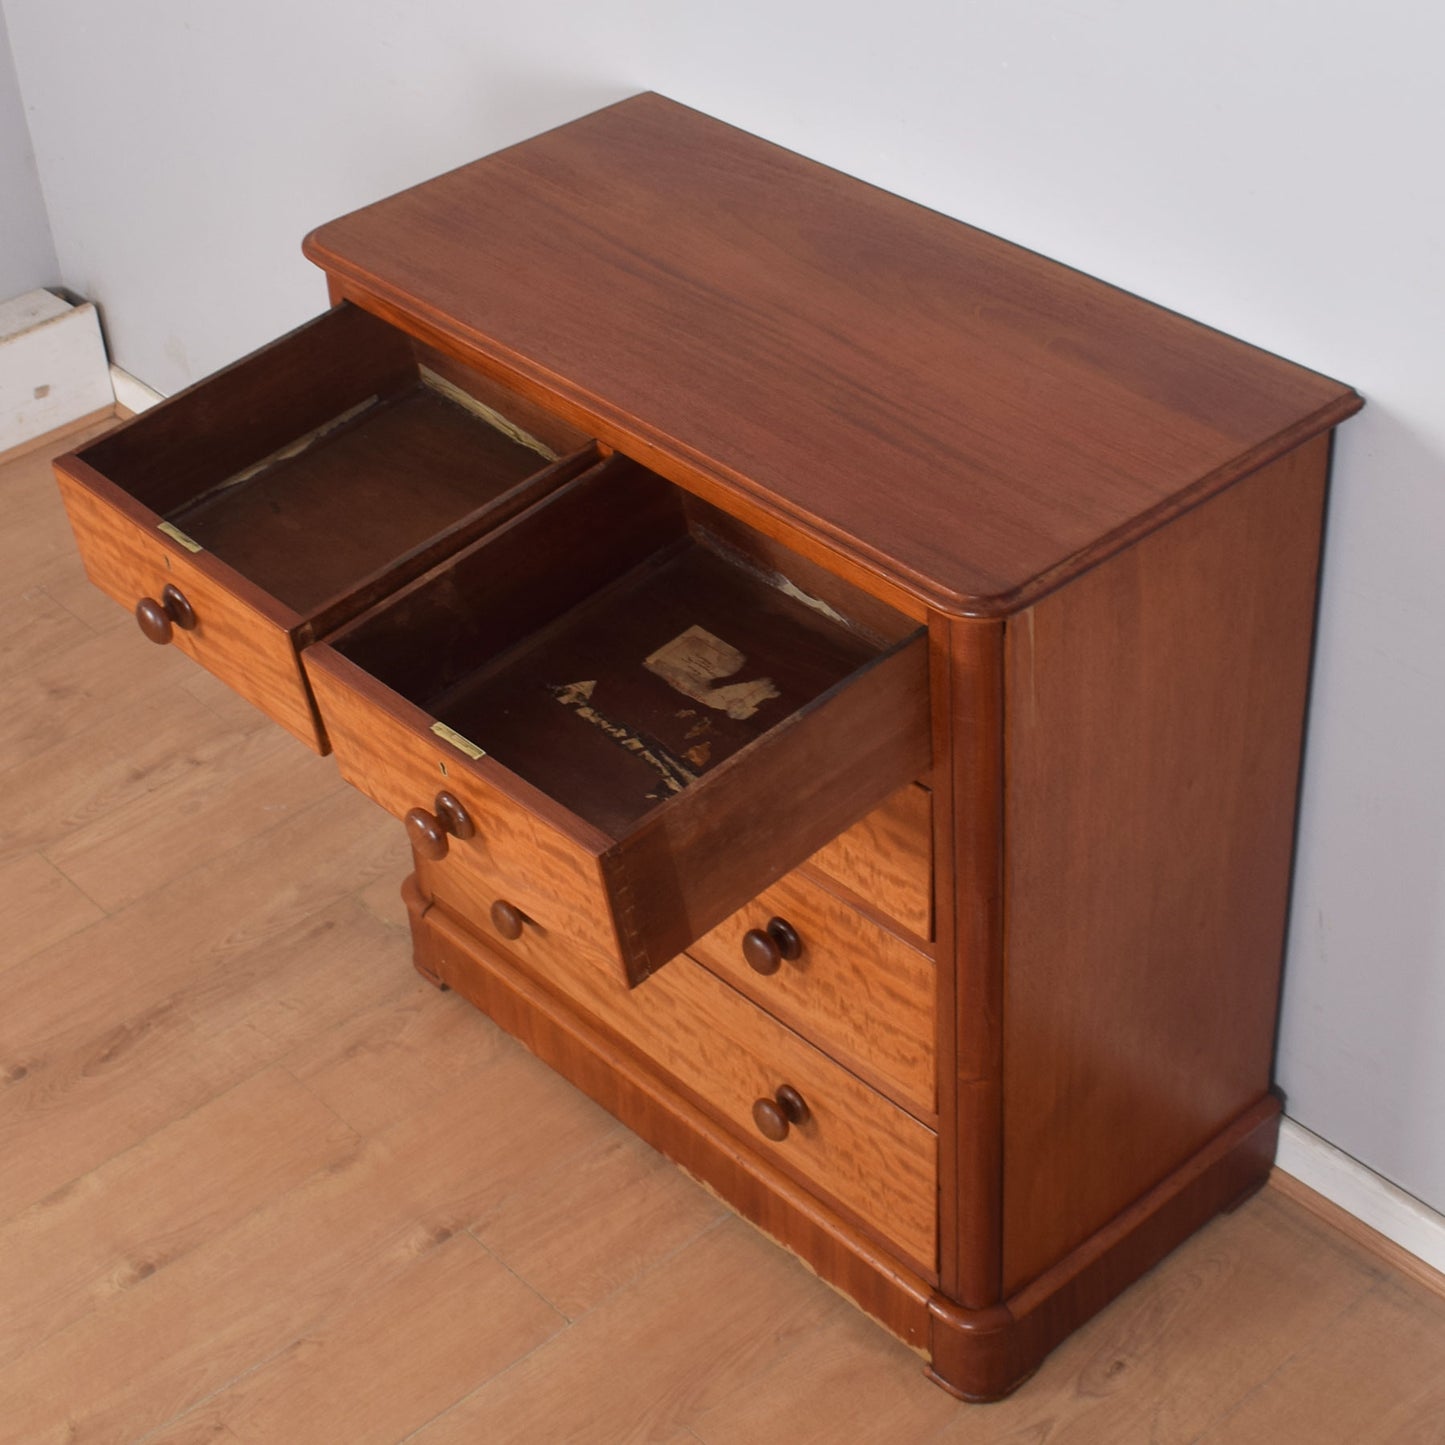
52,303,596,751
306,457,931,987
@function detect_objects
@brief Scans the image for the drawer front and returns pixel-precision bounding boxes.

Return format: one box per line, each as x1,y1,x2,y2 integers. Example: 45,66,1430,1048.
419,868,938,1274
54,469,320,748
804,783,933,941
686,871,935,1118
311,655,621,970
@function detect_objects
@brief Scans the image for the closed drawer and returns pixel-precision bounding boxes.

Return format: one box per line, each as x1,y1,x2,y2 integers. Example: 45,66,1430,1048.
418,871,938,1274
308,457,931,989
685,871,935,1118
804,783,933,941
53,303,595,751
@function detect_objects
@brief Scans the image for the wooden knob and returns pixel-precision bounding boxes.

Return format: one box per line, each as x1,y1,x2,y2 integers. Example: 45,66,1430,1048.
135,597,172,645
741,917,802,976
752,1084,810,1141
404,791,476,861
433,791,474,840
135,584,196,645
404,807,448,861
490,899,526,940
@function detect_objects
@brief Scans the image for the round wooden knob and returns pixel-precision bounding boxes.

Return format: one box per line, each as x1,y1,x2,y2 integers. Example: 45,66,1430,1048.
135,584,196,645
433,791,474,840
404,791,476,861
404,807,448,861
752,1084,810,1141
135,597,172,645
490,899,526,940
741,917,802,976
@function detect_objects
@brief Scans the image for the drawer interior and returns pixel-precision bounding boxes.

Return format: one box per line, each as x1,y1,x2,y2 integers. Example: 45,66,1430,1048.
75,304,594,624
330,458,923,836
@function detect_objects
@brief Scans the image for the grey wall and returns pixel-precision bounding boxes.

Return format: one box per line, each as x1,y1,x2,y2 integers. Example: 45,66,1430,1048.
6,0,1444,1211
0,2,56,300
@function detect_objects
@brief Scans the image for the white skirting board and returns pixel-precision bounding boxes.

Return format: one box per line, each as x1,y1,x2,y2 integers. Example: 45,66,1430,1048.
0,289,115,451
110,363,164,414
1277,1117,1445,1276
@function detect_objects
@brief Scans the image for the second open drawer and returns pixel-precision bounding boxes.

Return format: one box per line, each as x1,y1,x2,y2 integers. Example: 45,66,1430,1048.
306,456,931,987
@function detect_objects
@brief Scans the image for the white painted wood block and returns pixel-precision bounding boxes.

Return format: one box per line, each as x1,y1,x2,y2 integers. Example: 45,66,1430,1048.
0,288,115,452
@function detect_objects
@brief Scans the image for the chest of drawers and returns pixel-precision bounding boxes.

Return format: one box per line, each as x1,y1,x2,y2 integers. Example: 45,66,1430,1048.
53,93,1362,1400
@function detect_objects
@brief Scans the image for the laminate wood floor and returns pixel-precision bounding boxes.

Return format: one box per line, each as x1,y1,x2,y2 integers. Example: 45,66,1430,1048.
3,417,1443,1444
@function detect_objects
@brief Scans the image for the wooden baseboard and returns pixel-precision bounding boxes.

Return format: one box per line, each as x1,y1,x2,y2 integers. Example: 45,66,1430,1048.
1270,1167,1445,1300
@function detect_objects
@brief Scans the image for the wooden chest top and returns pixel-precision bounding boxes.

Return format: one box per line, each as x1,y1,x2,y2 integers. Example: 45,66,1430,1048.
304,92,1360,615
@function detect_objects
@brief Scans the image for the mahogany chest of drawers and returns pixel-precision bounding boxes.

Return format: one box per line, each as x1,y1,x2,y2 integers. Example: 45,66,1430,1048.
53,93,1362,1399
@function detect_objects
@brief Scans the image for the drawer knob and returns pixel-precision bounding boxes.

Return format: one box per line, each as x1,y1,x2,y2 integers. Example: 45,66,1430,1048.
490,899,527,940
433,790,475,840
134,584,197,645
752,1084,810,1142
741,917,802,976
404,790,476,861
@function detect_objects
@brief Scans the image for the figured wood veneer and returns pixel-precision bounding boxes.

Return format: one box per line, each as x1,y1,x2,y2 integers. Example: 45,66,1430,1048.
53,469,320,747
412,879,939,1275
685,869,936,1118
802,783,933,942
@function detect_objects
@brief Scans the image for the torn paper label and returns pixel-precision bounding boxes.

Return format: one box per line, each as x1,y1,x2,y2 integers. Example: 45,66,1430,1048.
644,626,780,721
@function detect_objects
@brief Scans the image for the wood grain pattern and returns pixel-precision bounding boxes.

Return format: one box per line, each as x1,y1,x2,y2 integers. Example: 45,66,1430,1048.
304,93,1360,614
0,1067,357,1367
305,647,624,973
801,783,933,941
406,1219,844,1445
52,465,322,748
407,879,939,1346
146,1233,563,1445
0,852,105,975
1194,1271,1445,1444
415,883,939,1275
940,614,1005,1311
685,869,935,1117
999,436,1331,1295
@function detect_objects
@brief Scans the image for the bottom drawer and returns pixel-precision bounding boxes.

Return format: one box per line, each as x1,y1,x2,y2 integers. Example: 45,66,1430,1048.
414,862,938,1275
